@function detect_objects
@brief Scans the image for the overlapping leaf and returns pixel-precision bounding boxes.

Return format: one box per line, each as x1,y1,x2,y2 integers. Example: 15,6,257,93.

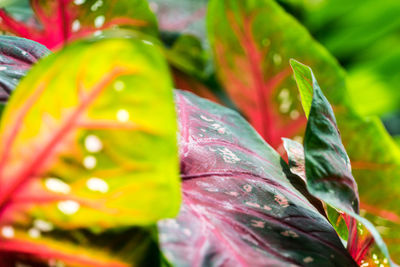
0,33,180,265
207,0,400,259
0,35,50,104
288,60,394,266
0,0,157,49
159,90,356,266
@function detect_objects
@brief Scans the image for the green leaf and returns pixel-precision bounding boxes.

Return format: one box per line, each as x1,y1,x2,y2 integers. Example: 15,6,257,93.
290,59,313,119
290,60,394,265
0,32,180,264
207,0,348,148
0,35,51,103
207,0,400,259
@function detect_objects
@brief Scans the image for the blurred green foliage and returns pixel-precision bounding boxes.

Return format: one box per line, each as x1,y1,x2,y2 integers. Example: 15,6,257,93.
278,0,400,136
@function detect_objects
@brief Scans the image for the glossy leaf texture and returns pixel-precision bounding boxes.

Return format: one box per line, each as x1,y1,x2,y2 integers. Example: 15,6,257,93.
207,0,400,259
0,0,157,49
159,90,357,267
0,32,180,264
289,60,394,266
0,35,50,104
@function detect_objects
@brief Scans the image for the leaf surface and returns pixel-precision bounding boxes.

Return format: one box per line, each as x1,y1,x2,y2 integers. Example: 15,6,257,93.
0,35,50,103
207,0,400,259
290,60,394,266
0,0,157,49
0,32,180,232
159,90,356,266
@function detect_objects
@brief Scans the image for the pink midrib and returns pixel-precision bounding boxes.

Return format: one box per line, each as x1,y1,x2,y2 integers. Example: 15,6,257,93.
0,238,128,267
0,67,128,213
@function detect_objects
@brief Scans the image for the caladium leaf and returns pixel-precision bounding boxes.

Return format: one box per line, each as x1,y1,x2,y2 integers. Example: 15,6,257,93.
207,0,350,149
0,32,180,264
282,138,306,181
0,0,157,49
0,35,50,104
207,0,400,259
159,90,357,266
289,59,394,266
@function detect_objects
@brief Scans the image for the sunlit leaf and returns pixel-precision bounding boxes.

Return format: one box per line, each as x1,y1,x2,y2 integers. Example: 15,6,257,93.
0,0,157,49
0,32,180,265
159,90,356,266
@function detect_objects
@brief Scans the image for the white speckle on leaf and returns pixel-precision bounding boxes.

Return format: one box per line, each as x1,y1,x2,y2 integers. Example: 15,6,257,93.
218,147,240,163
273,53,282,65
85,135,103,153
1,225,14,238
114,81,125,91
279,99,292,114
74,0,85,5
211,123,226,134
0,66,7,71
200,115,213,122
58,200,80,215
21,51,27,56
279,88,289,99
83,155,97,169
45,178,70,194
274,194,289,208
91,0,103,11
227,191,239,197
34,219,53,232
94,15,105,28
303,257,314,263
245,202,260,208
183,228,191,236
87,177,109,193
243,184,252,192
159,219,179,228
28,228,41,238
263,205,272,211
251,220,265,228
142,40,154,46
72,20,81,32
281,230,299,238
116,109,130,122
290,109,300,119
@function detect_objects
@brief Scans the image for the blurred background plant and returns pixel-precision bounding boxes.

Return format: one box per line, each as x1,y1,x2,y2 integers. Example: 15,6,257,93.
153,0,400,141
277,0,400,143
